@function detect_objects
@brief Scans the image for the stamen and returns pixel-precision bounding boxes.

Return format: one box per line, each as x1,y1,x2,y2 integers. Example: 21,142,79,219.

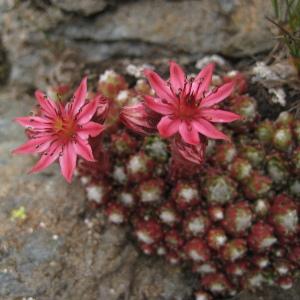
193,76,204,100
168,80,179,97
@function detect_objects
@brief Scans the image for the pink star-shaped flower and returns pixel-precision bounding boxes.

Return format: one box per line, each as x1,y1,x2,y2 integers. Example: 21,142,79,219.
13,77,105,182
144,62,240,145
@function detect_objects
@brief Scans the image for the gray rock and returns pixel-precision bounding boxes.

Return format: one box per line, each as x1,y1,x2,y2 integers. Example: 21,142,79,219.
0,0,274,87
50,0,109,16
0,39,9,84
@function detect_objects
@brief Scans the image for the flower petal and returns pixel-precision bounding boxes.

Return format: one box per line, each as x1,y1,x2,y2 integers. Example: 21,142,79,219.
77,99,98,124
12,136,52,154
93,94,109,120
35,91,57,117
170,61,185,92
192,119,230,141
15,116,53,129
73,137,95,162
59,143,77,183
157,116,180,138
200,109,241,123
192,63,215,100
144,69,175,101
179,121,200,145
200,82,234,108
77,121,104,139
29,142,61,174
172,137,206,165
144,95,174,115
71,77,87,114
120,103,157,135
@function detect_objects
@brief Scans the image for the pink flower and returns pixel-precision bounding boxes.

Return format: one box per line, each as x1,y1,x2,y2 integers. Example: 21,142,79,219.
13,77,105,182
171,136,206,165
144,62,240,145
120,103,159,135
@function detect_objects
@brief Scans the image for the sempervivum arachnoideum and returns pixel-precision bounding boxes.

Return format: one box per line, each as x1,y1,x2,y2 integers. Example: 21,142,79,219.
225,260,249,279
220,239,247,262
111,131,137,156
173,181,201,209
239,142,265,168
201,273,234,297
193,261,218,276
134,219,163,246
276,111,295,128
253,198,270,218
194,290,213,300
228,157,252,181
126,152,154,181
256,120,274,144
222,202,253,237
105,202,127,224
227,95,258,132
242,172,272,200
272,112,294,152
248,222,277,253
268,194,299,240
207,227,228,251
98,69,128,99
276,276,294,290
241,269,266,291
184,209,211,238
266,152,289,188
203,172,237,205
73,67,300,299
86,181,110,206
212,143,237,168
164,229,184,250
137,179,164,205
251,255,270,269
272,126,294,152
157,201,181,227
184,238,211,263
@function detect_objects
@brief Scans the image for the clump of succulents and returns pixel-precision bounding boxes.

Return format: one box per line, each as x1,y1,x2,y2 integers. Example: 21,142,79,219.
13,62,299,300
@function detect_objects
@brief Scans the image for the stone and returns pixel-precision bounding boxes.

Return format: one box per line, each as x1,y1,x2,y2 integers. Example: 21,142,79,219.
50,0,108,16
0,0,274,87
0,39,9,84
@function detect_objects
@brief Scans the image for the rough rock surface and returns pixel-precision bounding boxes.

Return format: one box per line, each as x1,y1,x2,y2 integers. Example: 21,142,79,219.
0,0,274,87
50,0,109,16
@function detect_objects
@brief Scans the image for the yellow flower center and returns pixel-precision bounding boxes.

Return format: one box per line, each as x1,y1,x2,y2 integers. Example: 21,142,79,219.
54,117,77,141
